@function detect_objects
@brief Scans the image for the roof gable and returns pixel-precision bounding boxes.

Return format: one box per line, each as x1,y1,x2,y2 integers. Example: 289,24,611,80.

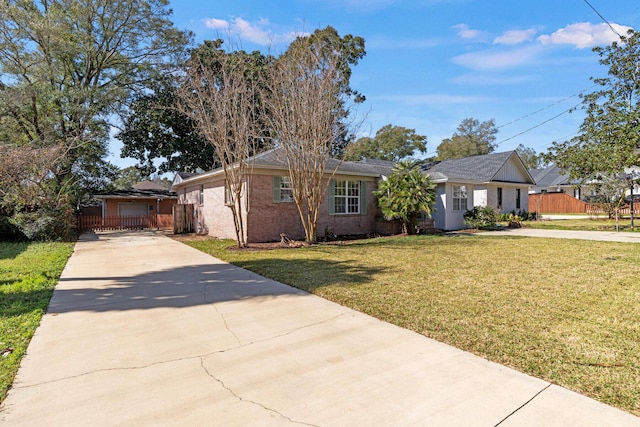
424,151,535,184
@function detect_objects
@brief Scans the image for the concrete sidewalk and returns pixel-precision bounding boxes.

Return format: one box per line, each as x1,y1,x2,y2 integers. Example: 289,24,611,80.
476,227,640,243
1,231,637,426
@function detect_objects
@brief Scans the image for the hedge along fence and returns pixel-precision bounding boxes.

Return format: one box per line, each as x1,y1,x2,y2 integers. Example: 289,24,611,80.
77,214,173,231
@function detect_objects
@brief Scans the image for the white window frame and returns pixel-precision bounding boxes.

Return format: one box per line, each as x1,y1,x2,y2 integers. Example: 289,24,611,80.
452,185,467,211
279,176,294,202
199,185,204,205
334,180,360,214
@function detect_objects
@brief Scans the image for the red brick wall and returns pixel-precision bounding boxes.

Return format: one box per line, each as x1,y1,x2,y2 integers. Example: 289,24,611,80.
246,173,380,242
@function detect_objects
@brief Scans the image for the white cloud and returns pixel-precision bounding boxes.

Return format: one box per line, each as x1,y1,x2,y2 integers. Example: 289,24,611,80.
537,22,633,49
453,24,489,42
451,45,543,71
203,18,230,30
494,28,537,45
203,17,306,46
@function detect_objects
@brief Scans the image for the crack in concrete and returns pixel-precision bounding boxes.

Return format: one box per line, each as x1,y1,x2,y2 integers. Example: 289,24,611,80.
12,312,347,390
203,283,243,347
493,383,552,426
199,357,320,426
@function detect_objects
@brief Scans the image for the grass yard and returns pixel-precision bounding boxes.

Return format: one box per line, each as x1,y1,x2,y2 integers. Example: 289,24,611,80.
0,241,74,402
185,235,640,416
525,217,639,232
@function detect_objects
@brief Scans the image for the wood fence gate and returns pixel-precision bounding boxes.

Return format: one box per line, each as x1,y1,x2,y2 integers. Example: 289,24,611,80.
173,204,194,234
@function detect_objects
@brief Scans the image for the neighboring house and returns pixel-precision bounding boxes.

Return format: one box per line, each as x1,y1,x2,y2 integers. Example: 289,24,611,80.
529,166,585,199
172,148,535,240
171,148,394,242
422,151,535,231
88,185,177,230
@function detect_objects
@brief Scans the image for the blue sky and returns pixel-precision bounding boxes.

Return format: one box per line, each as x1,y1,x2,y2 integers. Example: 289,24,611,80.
110,0,640,168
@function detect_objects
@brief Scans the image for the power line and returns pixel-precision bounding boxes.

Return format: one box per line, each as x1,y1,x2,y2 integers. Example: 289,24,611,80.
583,0,623,39
494,104,580,147
496,84,597,130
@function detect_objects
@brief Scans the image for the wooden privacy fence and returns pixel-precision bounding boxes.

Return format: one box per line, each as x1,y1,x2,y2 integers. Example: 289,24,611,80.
78,214,173,231
173,204,194,234
529,193,640,215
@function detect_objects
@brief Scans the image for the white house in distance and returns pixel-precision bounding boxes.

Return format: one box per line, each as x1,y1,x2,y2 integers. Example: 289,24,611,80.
422,151,536,230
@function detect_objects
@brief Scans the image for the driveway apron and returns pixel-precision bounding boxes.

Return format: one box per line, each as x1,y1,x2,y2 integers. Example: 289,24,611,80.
1,230,638,426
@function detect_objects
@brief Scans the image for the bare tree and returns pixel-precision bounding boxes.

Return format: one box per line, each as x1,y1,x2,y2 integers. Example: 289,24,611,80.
265,40,353,243
177,42,263,248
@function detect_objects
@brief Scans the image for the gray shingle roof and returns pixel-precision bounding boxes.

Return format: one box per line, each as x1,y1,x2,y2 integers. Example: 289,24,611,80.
530,166,574,186
94,189,177,199
236,147,394,177
423,151,516,182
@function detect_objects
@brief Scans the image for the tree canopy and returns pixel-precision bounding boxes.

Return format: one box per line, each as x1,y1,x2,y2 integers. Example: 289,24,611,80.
436,118,498,160
547,29,640,180
118,74,215,175
0,0,190,239
344,124,427,161
374,160,436,234
516,144,545,170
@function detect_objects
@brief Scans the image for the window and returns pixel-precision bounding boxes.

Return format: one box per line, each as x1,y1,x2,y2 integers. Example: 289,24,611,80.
452,185,467,211
279,176,293,202
199,185,204,205
516,188,521,209
497,187,503,209
332,180,361,214
273,176,294,202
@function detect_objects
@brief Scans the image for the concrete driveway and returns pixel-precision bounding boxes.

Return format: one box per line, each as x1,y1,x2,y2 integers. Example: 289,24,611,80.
1,230,638,426
476,227,640,243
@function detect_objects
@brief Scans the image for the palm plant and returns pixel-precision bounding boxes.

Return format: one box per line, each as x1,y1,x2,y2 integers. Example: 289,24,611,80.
374,160,436,234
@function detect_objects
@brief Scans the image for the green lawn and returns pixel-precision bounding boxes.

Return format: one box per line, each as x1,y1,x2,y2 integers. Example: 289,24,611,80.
0,241,74,402
185,235,640,416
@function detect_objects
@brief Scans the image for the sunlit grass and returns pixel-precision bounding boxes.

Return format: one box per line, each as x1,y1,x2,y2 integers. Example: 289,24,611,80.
0,242,74,402
186,235,640,416
525,217,639,232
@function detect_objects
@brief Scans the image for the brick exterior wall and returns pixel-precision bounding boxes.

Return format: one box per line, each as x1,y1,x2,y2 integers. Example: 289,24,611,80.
176,170,382,243
247,173,380,242
180,179,241,238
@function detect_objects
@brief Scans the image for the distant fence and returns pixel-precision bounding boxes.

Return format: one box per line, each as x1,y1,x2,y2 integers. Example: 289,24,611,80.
78,214,173,231
529,193,640,215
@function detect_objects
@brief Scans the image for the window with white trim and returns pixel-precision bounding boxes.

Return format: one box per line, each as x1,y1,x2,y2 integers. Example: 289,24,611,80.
199,185,204,205
334,180,360,214
279,176,293,202
516,188,521,209
452,185,467,211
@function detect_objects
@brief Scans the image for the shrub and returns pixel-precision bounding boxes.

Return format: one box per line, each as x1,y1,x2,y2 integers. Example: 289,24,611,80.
464,206,499,230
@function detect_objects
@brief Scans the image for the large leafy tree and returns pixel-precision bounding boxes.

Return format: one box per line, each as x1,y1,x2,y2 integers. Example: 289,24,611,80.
374,160,436,235
118,75,215,175
547,29,640,181
0,0,189,238
436,118,498,160
344,124,427,161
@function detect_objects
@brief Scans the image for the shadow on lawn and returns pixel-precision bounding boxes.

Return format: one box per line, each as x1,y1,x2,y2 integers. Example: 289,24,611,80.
231,258,386,292
6,255,383,316
0,241,30,260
